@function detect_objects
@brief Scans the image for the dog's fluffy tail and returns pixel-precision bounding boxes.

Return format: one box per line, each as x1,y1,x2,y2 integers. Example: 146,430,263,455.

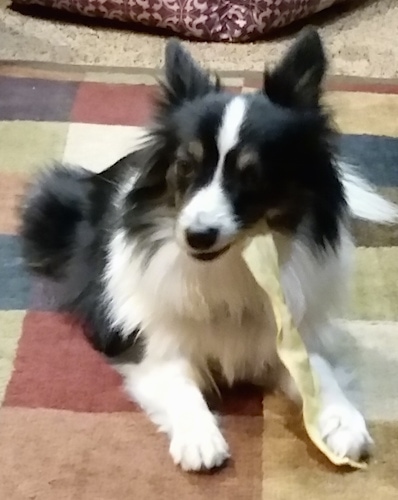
341,166,398,224
20,164,91,279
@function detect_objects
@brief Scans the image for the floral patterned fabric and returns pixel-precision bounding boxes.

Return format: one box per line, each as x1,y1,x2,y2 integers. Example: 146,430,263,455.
12,0,346,41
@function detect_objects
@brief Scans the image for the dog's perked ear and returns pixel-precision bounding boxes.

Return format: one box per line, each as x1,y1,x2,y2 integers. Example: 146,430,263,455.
160,39,220,111
263,27,326,109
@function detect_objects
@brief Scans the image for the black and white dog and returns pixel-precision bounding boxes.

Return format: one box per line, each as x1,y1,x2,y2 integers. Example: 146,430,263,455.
21,29,397,471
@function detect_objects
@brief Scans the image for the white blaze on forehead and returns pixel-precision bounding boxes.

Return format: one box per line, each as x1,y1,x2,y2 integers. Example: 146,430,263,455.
216,97,247,166
178,96,248,246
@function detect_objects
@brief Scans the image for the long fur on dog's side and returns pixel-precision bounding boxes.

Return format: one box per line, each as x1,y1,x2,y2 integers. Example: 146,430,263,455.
20,156,143,355
20,29,398,471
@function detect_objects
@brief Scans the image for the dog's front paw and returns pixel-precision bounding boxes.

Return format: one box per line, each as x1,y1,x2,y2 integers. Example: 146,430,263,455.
318,402,374,461
169,414,230,471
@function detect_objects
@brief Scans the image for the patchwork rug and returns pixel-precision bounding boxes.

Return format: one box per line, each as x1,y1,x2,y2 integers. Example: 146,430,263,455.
0,62,398,499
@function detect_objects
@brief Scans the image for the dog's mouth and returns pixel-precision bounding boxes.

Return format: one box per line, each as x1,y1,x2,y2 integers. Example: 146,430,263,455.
189,245,231,262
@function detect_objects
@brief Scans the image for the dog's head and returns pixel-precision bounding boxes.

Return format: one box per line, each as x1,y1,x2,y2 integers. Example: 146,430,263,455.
130,28,346,262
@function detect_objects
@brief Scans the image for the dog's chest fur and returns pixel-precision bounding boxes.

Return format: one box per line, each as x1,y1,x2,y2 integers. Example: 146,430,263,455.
106,232,280,386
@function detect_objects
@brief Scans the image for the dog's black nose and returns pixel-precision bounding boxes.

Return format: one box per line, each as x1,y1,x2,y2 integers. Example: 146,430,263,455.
186,228,219,250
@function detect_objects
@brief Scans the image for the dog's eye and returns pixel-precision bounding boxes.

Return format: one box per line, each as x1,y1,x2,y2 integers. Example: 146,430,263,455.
239,165,261,190
175,159,194,178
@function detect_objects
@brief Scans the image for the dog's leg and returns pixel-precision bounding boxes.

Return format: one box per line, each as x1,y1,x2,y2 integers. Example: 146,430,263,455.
276,305,373,461
280,345,373,461
309,352,373,461
123,356,230,471
279,232,373,461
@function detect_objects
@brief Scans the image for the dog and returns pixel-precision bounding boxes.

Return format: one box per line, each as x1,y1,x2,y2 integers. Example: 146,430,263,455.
20,28,398,471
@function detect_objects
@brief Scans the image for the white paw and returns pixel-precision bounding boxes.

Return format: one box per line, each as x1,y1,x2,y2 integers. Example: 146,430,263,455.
169,414,230,471
319,402,374,461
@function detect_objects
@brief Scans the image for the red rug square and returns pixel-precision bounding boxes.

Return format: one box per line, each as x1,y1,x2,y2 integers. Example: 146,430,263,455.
71,82,156,126
4,311,137,412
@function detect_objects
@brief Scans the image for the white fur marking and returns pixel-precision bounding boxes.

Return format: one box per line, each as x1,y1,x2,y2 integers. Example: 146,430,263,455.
178,183,236,247
215,96,247,179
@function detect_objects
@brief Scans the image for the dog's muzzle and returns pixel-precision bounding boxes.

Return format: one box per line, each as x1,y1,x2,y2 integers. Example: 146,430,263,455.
181,227,231,261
